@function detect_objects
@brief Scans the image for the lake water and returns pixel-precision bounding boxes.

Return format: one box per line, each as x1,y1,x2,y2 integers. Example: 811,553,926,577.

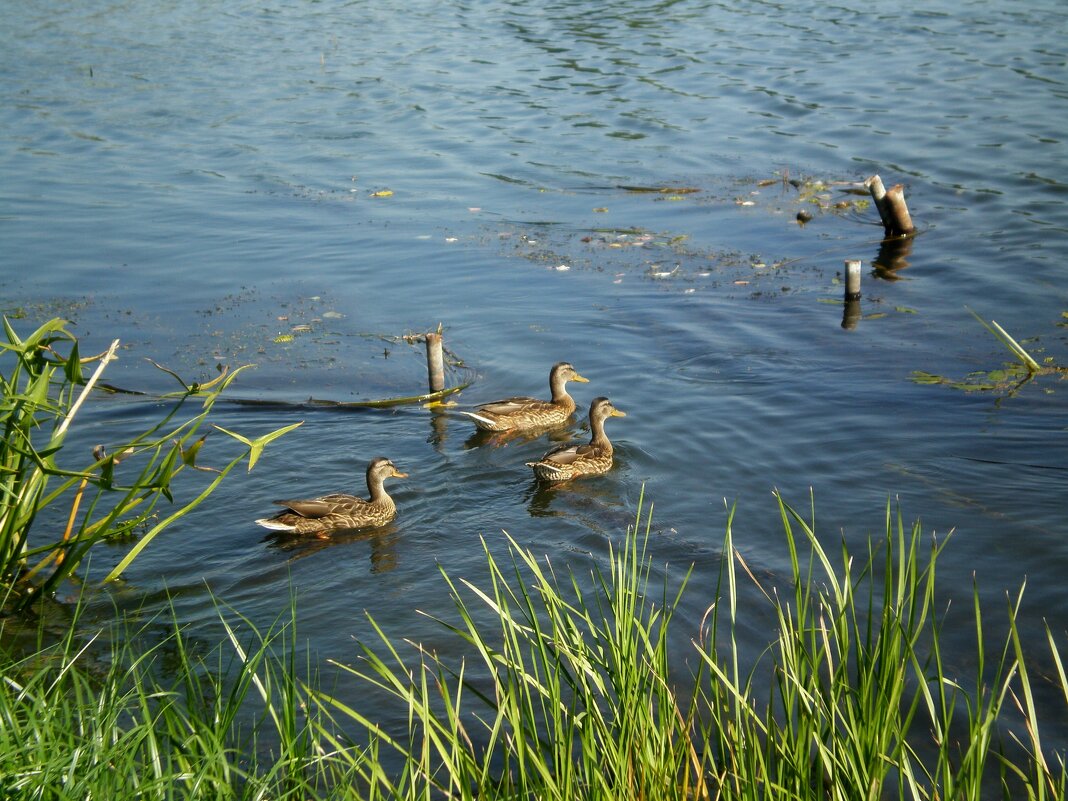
3,0,1068,755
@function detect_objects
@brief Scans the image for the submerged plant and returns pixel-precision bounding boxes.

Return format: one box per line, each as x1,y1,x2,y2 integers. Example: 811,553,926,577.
912,308,1066,393
0,317,299,610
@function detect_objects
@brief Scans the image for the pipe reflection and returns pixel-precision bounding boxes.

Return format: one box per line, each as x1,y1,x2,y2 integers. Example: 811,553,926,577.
872,236,914,280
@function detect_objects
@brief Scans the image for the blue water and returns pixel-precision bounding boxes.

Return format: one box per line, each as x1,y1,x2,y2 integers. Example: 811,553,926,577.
3,0,1068,754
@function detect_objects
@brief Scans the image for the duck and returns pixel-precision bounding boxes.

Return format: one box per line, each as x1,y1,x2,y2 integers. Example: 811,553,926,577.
459,362,589,432
255,456,407,535
526,396,626,482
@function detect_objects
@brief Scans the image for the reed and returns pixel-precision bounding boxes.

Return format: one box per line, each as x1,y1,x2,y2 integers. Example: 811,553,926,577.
0,592,344,800
0,317,300,609
1,493,1065,799
316,493,1068,800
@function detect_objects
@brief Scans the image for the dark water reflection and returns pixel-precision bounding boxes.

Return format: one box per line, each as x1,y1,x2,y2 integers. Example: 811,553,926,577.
3,0,1068,764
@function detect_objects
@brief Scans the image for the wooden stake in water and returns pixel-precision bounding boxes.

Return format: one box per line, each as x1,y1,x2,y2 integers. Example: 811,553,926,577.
425,330,445,393
884,183,915,236
844,259,862,301
866,174,916,237
865,175,892,232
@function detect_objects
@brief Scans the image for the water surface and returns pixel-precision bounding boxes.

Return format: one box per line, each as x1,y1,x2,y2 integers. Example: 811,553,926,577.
3,0,1067,754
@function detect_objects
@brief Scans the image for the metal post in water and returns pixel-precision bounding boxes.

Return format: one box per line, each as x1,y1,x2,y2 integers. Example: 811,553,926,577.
425,329,445,393
844,259,862,301
842,259,862,330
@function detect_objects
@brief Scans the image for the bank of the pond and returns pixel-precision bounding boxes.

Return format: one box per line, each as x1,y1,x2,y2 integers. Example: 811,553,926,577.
2,497,1064,801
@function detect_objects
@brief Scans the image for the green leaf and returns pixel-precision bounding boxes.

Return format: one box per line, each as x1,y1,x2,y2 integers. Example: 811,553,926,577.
181,434,210,468
967,307,1040,372
64,340,82,385
213,421,303,471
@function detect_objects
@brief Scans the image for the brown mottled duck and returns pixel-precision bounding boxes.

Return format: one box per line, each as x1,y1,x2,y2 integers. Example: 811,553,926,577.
526,396,626,482
255,456,407,535
459,362,589,432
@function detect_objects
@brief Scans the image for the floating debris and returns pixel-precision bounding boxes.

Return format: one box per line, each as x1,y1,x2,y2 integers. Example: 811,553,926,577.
617,185,701,194
646,265,680,279
582,231,654,248
911,311,1065,393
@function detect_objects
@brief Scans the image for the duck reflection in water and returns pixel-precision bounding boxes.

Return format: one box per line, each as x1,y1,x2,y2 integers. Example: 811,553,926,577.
463,422,578,451
263,523,400,574
526,474,629,517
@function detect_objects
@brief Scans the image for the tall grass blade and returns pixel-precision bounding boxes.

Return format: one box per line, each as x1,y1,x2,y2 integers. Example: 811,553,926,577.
968,306,1041,372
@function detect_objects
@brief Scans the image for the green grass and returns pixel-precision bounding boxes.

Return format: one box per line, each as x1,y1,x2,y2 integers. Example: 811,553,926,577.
1,493,1065,799
0,317,299,610
0,593,341,800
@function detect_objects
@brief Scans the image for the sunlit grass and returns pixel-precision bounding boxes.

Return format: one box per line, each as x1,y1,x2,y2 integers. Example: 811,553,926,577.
1,493,1065,799
0,317,299,610
0,593,344,800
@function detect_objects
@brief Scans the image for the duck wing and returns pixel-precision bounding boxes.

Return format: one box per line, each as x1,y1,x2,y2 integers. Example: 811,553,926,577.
273,493,361,519
474,395,544,415
540,442,600,466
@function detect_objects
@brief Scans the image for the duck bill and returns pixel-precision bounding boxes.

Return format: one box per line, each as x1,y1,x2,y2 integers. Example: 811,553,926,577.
392,470,409,479
573,373,590,383
611,409,627,417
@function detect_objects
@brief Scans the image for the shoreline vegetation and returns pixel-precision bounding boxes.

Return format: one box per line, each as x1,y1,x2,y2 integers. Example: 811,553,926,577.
2,495,1065,799
2,319,1066,799
0,317,300,610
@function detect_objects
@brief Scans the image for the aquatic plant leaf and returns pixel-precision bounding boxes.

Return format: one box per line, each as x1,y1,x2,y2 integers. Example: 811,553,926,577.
911,371,945,385
967,307,1040,372
147,359,195,389
618,184,700,194
63,340,82,385
189,364,231,392
180,434,210,469
213,421,304,471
